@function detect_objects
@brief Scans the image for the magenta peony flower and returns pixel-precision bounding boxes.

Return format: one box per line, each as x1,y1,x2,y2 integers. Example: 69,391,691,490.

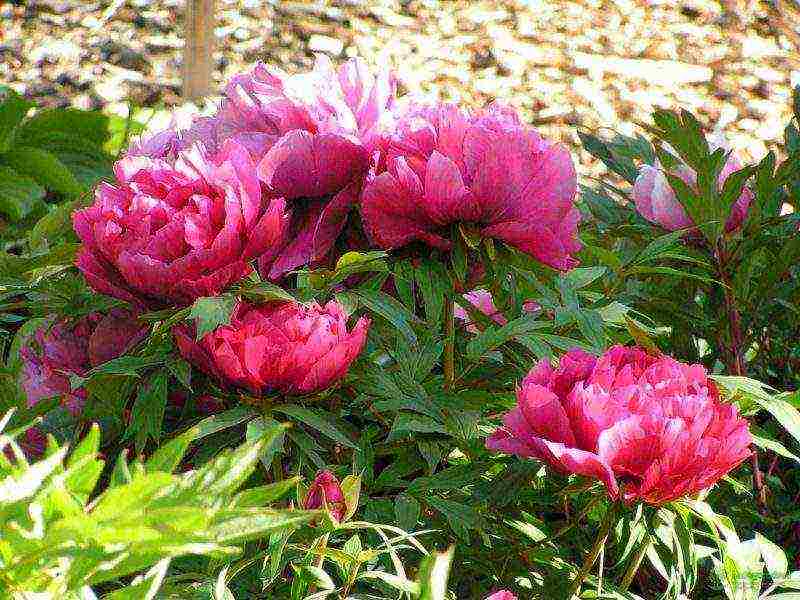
487,345,752,505
632,136,753,234
360,102,581,270
485,592,518,600
3,426,47,463
303,469,347,522
20,311,146,415
204,57,395,278
73,141,288,308
454,289,540,333
175,300,370,396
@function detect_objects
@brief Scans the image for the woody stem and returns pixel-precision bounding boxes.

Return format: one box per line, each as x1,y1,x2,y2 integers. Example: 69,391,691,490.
716,244,766,509
566,504,618,599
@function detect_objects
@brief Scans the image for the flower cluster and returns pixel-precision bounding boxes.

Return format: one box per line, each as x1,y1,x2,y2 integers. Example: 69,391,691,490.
487,345,752,504
76,57,580,311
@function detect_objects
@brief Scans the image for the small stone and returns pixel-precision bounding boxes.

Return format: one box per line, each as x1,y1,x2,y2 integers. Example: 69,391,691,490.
308,34,344,55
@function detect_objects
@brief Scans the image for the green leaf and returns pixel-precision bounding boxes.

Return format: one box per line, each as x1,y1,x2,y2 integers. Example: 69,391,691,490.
465,315,548,360
417,546,454,600
756,532,788,582
0,165,45,221
193,406,256,439
751,428,800,465
273,405,357,449
331,250,388,283
16,107,111,148
29,200,81,248
563,266,607,289
146,427,198,473
344,289,418,345
0,90,33,152
233,477,299,507
394,494,421,532
189,295,238,339
240,281,296,303
3,146,83,197
340,474,361,522
127,369,168,450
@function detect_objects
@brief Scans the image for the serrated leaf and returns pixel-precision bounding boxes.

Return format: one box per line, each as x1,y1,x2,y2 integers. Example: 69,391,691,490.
189,296,237,339
273,405,357,449
343,289,418,345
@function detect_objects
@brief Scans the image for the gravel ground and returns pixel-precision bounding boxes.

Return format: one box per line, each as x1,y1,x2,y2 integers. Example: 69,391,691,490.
3,0,800,174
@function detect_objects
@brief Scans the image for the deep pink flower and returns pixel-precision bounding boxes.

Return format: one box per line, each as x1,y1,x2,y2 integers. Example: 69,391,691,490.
20,311,146,415
632,137,753,234
454,289,540,333
303,469,347,522
487,345,752,504
175,300,370,396
73,141,288,308
3,426,47,462
360,102,581,270
205,57,395,278
485,592,518,600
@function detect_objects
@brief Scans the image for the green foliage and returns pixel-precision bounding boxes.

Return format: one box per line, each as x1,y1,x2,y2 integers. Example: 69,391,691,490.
0,413,315,599
0,90,142,225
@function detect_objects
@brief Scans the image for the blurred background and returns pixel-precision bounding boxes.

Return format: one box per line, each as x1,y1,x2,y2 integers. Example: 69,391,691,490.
3,0,799,174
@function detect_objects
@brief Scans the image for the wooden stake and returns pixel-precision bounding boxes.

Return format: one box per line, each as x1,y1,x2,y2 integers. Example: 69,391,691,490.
183,0,215,100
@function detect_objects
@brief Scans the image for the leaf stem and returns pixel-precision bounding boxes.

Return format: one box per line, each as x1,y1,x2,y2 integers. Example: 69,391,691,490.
565,503,618,599
443,297,455,390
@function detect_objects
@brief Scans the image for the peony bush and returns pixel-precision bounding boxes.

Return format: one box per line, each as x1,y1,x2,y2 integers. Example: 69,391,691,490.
1,57,800,600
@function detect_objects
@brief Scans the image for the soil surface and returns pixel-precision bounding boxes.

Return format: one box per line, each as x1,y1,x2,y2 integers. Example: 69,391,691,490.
4,0,799,172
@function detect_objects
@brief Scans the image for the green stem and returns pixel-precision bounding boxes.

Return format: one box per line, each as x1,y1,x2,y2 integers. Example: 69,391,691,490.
535,495,603,547
565,504,618,599
619,532,650,591
443,297,455,390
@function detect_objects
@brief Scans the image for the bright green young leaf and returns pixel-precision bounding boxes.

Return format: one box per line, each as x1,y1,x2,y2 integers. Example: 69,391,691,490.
190,295,238,339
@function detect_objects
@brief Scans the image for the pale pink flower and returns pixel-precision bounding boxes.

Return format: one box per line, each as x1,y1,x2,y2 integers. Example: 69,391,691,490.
175,300,370,396
485,592,518,600
212,57,396,278
487,345,752,504
303,470,347,522
454,289,540,333
360,102,581,270
632,137,753,234
73,141,288,308
20,311,146,415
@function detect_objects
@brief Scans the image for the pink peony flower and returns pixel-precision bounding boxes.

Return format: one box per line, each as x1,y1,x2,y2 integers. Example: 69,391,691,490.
454,289,540,333
360,102,581,270
632,137,753,234
303,469,347,522
73,141,288,308
202,57,395,278
487,345,752,505
175,300,370,396
20,311,146,415
485,592,518,600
